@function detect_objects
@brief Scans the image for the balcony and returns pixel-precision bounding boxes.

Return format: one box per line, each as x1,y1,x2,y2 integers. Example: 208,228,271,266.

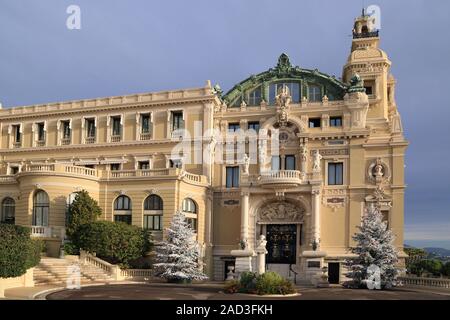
259,170,304,189
140,132,151,141
111,135,121,143
36,140,46,147
85,136,96,144
61,137,71,145
13,141,22,148
31,226,65,239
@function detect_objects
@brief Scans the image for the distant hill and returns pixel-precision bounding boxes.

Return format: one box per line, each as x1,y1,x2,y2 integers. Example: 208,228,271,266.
423,247,450,257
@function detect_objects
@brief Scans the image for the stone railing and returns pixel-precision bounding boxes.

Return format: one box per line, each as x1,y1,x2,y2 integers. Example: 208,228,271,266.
0,175,16,183
65,165,97,177
120,269,154,280
399,276,450,289
140,132,151,141
85,136,96,144
107,168,171,179
259,170,303,188
81,251,154,281
26,164,55,172
182,171,208,184
111,135,122,143
30,226,66,239
61,138,71,145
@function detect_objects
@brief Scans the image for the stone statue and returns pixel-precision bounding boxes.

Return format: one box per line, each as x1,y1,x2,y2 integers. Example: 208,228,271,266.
312,150,322,172
374,158,384,178
242,153,250,175
256,235,268,253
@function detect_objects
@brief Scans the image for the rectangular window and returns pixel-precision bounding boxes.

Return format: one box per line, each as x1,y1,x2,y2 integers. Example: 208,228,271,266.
139,161,150,170
172,111,184,130
169,159,182,169
328,163,343,185
285,155,296,170
226,166,239,188
112,117,121,136
62,121,71,139
248,121,260,133
37,123,45,141
364,86,373,95
110,163,121,171
10,167,19,175
309,118,321,128
187,218,197,231
330,117,342,127
144,215,162,231
114,215,132,225
381,210,389,228
86,119,96,138
271,156,281,171
228,123,240,132
141,113,150,134
13,125,21,143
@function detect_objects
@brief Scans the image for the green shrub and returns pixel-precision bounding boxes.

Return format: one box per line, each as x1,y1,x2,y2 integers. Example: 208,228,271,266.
62,242,79,255
441,262,450,277
72,221,152,267
224,280,241,294
0,224,41,278
66,190,102,238
223,271,296,296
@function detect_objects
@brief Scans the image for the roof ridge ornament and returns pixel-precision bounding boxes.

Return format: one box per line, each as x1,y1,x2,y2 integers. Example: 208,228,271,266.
275,53,293,74
348,73,366,93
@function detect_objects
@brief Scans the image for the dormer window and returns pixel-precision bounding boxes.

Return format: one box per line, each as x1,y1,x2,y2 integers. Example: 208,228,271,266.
247,87,262,106
269,82,300,105
308,85,322,102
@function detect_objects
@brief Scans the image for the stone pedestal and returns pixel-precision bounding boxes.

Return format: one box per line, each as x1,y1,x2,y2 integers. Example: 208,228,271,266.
230,249,254,277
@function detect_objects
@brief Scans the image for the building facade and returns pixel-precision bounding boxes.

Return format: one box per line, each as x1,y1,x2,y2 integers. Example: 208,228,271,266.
0,13,407,283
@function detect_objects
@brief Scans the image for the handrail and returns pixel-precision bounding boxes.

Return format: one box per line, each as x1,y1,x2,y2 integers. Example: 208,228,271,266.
289,264,298,285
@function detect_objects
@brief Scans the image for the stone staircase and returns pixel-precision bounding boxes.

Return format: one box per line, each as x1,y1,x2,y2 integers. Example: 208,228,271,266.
34,257,115,286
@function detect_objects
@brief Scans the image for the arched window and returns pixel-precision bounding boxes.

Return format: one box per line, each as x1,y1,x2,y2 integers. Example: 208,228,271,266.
114,195,132,224
182,198,197,213
247,87,262,106
143,195,163,231
33,190,49,226
1,197,15,224
268,82,300,105
144,195,163,211
182,198,197,231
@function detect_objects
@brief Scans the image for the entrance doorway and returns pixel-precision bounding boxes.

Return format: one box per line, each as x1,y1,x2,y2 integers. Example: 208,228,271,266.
328,262,340,284
266,224,297,264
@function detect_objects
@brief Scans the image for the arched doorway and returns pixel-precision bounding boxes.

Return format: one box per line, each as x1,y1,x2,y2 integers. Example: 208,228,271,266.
256,200,305,278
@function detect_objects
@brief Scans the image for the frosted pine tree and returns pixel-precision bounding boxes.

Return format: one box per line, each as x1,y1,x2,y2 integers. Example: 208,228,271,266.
345,204,400,289
154,211,208,283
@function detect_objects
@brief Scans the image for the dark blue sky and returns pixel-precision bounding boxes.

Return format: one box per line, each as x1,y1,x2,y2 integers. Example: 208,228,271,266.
1,0,449,248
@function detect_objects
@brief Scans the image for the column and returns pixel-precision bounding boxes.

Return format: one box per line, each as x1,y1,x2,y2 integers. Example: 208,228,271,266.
312,189,321,248
241,191,249,242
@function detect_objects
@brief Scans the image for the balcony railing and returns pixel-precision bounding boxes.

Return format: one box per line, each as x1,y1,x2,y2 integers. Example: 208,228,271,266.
61,137,71,145
36,140,46,147
85,136,96,144
13,141,22,148
140,132,151,141
111,135,122,143
352,30,379,39
259,170,303,188
30,226,65,239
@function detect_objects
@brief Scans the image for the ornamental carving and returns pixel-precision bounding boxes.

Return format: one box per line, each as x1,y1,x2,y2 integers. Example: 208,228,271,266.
258,201,304,223
275,85,291,127
367,158,390,184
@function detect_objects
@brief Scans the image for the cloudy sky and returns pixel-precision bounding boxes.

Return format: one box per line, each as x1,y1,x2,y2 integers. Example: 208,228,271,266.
1,0,449,248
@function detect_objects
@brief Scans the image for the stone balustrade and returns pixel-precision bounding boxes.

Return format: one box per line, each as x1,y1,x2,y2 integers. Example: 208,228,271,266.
259,170,304,188
0,164,207,185
30,225,65,239
399,276,450,289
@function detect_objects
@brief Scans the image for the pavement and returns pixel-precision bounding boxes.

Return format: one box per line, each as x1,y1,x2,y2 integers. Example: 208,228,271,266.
11,282,445,300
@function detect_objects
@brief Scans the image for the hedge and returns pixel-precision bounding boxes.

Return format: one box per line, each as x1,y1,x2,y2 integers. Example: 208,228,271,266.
0,224,43,278
71,221,151,267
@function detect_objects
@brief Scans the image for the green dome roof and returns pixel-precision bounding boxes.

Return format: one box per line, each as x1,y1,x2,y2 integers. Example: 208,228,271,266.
222,53,348,106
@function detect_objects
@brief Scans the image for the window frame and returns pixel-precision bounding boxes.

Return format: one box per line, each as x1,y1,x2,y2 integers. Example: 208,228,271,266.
330,116,343,127
327,162,344,185
225,166,240,188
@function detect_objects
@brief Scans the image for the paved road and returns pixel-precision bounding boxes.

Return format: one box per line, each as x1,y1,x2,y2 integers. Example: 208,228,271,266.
44,283,450,300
